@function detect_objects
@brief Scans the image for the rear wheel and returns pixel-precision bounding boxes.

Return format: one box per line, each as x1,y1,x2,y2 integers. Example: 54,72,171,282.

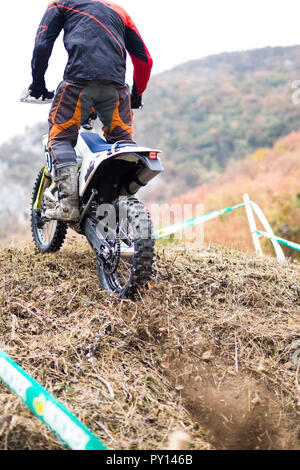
31,167,67,253
97,197,155,298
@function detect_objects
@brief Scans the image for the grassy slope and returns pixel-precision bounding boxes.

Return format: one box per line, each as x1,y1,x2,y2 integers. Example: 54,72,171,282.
0,239,299,450
171,130,300,259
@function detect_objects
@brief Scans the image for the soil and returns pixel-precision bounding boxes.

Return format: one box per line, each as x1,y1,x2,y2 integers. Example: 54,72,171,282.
0,239,299,450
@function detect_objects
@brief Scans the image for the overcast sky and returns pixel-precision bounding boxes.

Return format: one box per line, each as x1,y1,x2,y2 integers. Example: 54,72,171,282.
0,0,300,144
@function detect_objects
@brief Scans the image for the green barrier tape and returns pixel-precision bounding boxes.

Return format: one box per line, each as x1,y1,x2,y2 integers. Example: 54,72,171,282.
0,349,107,450
256,231,300,252
153,203,245,239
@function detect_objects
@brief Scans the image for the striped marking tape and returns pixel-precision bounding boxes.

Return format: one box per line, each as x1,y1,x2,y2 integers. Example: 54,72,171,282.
152,203,245,239
0,350,107,450
255,230,300,252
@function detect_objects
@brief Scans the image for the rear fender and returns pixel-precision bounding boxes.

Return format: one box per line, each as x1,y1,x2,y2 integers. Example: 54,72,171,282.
79,148,163,200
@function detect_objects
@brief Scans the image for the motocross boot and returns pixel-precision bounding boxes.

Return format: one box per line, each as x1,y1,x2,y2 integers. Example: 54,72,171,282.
45,165,80,222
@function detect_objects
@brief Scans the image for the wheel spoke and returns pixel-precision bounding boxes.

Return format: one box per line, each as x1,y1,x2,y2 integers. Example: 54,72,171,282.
38,220,57,245
119,257,131,273
117,267,128,282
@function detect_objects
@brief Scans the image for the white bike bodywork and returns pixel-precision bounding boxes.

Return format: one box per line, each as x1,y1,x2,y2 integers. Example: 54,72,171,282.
43,128,162,202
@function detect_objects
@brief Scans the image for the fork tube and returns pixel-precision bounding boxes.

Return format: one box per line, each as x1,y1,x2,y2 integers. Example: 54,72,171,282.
34,167,50,210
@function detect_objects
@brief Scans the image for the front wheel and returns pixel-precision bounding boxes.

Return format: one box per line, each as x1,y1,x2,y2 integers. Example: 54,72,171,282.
97,197,155,298
31,167,67,253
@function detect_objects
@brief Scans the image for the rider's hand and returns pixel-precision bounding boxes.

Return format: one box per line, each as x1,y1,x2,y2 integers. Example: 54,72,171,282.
130,82,143,109
29,82,55,101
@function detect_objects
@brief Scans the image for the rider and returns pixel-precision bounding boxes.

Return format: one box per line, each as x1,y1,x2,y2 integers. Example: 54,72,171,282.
29,0,153,222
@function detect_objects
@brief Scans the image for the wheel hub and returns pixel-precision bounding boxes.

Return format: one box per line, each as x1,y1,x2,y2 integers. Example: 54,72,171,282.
101,235,120,275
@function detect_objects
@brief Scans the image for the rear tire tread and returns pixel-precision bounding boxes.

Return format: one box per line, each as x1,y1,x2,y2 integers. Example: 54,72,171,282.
98,197,155,298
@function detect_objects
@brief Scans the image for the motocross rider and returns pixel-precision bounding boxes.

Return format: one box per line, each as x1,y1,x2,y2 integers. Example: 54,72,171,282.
28,0,153,222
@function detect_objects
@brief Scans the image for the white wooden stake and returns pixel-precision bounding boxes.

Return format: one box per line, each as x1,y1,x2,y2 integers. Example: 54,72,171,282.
243,194,263,255
250,200,286,263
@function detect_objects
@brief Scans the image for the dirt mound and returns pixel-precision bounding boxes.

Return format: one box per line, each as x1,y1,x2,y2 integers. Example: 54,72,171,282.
0,239,299,450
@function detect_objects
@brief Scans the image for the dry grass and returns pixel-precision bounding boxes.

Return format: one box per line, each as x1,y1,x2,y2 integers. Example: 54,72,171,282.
0,237,299,450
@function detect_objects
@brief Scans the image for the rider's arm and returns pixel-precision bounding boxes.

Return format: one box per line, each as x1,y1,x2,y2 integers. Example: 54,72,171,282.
102,3,153,105
123,13,153,96
31,3,65,89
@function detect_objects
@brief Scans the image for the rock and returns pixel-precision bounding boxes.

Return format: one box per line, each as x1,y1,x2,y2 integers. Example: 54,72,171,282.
167,431,190,450
0,415,12,429
202,350,213,361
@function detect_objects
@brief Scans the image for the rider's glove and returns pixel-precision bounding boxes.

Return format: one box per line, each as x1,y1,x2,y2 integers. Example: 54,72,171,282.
130,82,143,109
29,82,55,101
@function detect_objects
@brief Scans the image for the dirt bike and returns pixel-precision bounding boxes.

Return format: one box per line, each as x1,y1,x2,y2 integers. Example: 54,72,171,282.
26,99,163,298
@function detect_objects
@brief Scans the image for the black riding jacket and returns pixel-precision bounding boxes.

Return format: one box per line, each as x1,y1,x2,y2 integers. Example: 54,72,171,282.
31,0,153,95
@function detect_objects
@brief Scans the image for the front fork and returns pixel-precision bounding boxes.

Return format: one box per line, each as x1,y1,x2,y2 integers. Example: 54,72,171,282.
33,167,52,211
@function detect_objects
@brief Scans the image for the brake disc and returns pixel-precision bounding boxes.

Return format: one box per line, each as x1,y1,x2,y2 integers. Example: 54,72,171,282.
102,235,121,275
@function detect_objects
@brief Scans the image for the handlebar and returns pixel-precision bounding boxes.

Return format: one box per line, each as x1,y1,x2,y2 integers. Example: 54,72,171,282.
20,89,54,105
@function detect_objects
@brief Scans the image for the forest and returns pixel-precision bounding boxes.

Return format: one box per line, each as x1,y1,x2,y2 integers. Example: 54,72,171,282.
135,45,300,200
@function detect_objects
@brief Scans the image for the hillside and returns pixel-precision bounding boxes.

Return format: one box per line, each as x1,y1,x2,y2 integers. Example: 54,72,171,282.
172,130,300,259
1,45,300,240
0,122,47,240
0,240,299,450
136,45,300,199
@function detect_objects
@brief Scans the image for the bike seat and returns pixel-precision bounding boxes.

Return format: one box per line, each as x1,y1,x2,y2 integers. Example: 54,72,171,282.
80,132,137,153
